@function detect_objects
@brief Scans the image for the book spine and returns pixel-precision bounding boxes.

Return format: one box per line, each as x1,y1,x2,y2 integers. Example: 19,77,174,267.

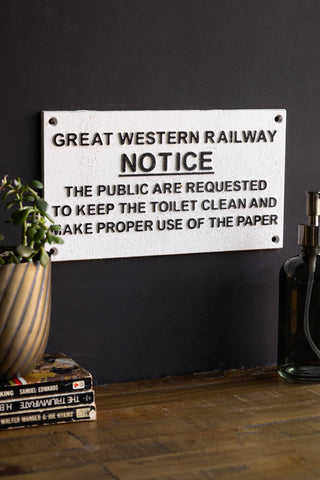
0,377,93,399
0,390,95,414
0,404,96,430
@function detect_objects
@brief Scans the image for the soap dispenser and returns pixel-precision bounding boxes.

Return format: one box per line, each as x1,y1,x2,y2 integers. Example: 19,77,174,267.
278,191,320,382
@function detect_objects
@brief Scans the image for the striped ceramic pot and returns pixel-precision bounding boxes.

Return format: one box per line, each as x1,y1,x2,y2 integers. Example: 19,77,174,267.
0,260,51,378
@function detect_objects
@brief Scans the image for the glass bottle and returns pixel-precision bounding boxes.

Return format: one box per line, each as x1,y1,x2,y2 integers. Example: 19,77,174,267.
278,191,320,382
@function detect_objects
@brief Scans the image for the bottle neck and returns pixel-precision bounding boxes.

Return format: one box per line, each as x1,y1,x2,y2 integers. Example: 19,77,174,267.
301,246,320,256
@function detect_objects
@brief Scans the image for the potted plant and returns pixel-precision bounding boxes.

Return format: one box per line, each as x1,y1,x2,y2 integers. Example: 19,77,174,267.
0,175,63,378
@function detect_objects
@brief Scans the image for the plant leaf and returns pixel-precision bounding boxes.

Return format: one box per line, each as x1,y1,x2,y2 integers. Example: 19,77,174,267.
30,180,43,189
48,233,64,244
26,226,37,240
24,194,35,202
34,227,46,242
12,207,32,225
40,248,49,266
49,224,61,232
35,198,48,213
16,245,34,258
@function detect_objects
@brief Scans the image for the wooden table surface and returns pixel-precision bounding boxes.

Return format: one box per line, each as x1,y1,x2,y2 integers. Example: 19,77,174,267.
1,366,320,479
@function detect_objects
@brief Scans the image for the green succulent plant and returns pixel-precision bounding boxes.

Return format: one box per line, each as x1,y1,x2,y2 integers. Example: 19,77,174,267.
0,175,63,266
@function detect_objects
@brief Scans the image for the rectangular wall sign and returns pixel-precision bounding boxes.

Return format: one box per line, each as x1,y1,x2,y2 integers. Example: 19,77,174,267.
42,109,286,261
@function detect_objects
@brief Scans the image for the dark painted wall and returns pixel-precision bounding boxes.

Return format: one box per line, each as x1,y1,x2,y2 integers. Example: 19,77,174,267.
1,0,319,384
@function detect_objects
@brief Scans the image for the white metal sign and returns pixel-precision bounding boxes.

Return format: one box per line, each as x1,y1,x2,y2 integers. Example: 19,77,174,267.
42,109,286,261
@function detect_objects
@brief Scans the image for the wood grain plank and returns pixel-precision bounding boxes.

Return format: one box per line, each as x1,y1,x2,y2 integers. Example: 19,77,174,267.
0,464,116,480
0,368,320,479
103,434,320,480
0,431,82,457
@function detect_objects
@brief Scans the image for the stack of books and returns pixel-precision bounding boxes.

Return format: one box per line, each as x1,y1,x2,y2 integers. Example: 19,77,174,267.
0,353,96,430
